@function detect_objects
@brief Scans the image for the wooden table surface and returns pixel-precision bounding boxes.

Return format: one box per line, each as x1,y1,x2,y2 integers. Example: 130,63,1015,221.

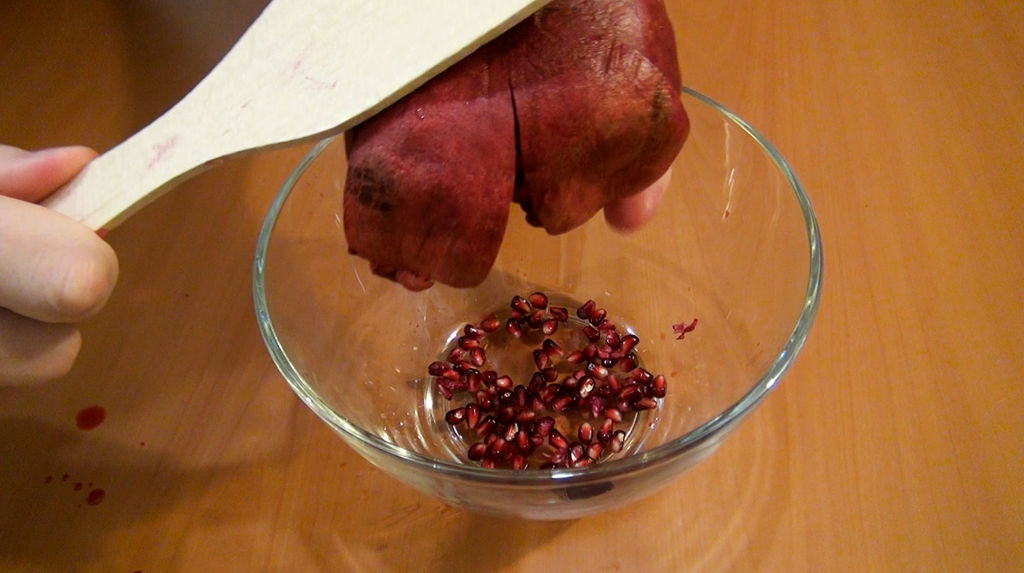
1,1,1021,571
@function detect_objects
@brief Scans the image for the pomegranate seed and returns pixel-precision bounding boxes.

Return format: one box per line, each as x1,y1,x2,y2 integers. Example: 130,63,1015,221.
523,309,543,328
480,458,496,469
572,457,593,468
578,422,594,444
495,375,513,390
605,332,621,349
516,430,533,455
633,368,654,384
610,430,626,452
620,334,639,354
605,407,624,423
540,462,557,470
533,349,549,370
428,361,448,376
527,291,549,309
640,382,656,398
587,442,604,460
653,375,667,398
586,396,605,419
437,383,455,400
484,433,499,445
561,376,580,392
568,443,585,465
583,344,599,361
515,410,537,423
577,299,596,319
511,295,532,314
549,306,569,322
578,377,596,399
534,417,555,437
542,319,558,335
467,371,482,393
596,319,616,332
542,338,564,358
588,307,607,326
619,384,640,402
503,421,520,441
538,384,560,404
445,407,466,425
530,396,546,412
482,370,498,385
583,325,600,342
566,350,586,364
480,314,501,332
552,395,574,413
465,403,481,428
511,454,528,470
497,406,518,423
469,347,486,367
506,318,522,338
464,324,484,339
587,362,609,380
618,354,638,372
541,367,559,382
597,419,614,442
458,336,480,350
606,374,622,393
549,430,569,450
497,390,515,406
633,397,658,411
475,415,497,436
447,347,464,364
514,385,529,408
527,372,546,393
475,392,494,411
468,443,487,460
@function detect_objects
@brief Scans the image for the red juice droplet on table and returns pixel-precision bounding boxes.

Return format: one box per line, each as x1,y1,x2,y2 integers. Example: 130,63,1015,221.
76,405,106,430
86,488,105,506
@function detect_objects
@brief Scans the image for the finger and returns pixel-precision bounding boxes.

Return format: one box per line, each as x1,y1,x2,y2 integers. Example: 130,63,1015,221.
603,167,672,232
0,195,118,323
0,307,82,385
0,145,97,202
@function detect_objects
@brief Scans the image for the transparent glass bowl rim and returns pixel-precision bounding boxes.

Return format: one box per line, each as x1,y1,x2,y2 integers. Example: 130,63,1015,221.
253,86,824,487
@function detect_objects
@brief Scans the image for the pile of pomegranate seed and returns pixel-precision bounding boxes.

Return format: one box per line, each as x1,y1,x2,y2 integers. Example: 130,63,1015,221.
428,292,667,470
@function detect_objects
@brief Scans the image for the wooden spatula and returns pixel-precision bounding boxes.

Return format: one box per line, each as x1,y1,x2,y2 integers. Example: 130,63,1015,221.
42,0,549,231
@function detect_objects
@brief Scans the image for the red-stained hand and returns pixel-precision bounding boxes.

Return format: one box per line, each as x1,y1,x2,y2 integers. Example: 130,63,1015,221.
0,145,118,385
602,167,672,232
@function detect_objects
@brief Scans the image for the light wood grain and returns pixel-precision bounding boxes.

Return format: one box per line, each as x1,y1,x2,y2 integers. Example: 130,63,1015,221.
1,0,1022,571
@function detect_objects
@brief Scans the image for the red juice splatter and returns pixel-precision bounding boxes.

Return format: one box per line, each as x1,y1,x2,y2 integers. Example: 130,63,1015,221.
74,482,83,491
62,473,70,482
44,475,53,484
86,488,105,506
76,405,106,430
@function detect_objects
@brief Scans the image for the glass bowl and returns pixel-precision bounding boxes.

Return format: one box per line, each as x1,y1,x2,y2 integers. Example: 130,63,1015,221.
253,87,822,520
